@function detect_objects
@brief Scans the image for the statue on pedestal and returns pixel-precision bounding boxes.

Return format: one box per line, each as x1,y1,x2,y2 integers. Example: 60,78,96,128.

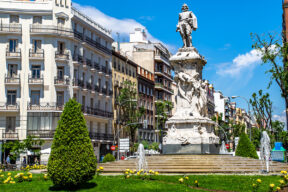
176,3,198,48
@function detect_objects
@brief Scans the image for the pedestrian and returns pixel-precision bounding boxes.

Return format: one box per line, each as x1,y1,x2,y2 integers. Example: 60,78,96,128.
34,157,39,165
23,156,27,167
6,155,10,165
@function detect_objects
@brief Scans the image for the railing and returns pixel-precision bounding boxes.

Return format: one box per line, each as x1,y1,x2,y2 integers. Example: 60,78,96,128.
0,24,22,33
27,102,64,111
6,48,21,58
92,62,100,70
54,77,70,85
94,85,100,92
55,50,69,60
86,58,92,67
83,36,111,55
155,68,172,78
28,75,44,84
86,82,92,90
73,54,83,64
0,102,19,111
155,52,170,64
29,49,44,59
72,79,84,88
155,83,174,93
30,24,73,36
82,106,113,118
27,130,56,138
5,75,20,84
73,29,83,40
2,131,18,139
89,132,113,140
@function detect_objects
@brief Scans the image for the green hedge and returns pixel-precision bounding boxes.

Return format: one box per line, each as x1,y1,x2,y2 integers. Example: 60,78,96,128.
102,153,115,163
48,99,97,187
235,133,259,159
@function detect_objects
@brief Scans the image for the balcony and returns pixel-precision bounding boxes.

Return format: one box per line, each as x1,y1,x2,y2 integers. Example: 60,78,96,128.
0,24,22,34
27,130,55,139
30,24,73,37
83,36,111,55
155,52,170,65
28,75,44,85
154,69,173,81
27,102,64,111
6,48,21,60
55,50,69,62
72,54,83,66
29,49,44,60
0,102,19,112
91,62,100,72
2,131,18,140
86,58,92,68
54,77,70,87
5,75,20,86
72,79,84,90
89,132,113,141
100,66,112,76
155,83,174,94
82,106,113,119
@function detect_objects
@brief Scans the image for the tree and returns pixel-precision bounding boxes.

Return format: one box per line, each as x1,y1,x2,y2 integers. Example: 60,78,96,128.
2,135,44,162
155,100,173,141
249,90,273,131
48,99,97,187
117,80,144,144
235,133,259,159
251,33,288,130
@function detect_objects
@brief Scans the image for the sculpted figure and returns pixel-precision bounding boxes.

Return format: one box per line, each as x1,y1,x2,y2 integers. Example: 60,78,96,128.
176,3,198,48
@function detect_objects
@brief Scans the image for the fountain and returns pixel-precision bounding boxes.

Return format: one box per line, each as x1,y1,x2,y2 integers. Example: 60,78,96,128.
219,141,228,154
260,131,271,173
136,144,147,171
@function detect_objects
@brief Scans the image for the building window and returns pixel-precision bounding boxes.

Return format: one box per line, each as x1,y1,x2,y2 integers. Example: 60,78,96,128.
57,67,64,80
32,40,42,52
8,64,18,77
31,65,41,79
105,123,108,133
6,117,16,132
10,15,19,24
57,41,65,54
33,16,42,24
82,96,86,107
90,122,93,133
7,91,16,105
56,92,64,106
9,39,18,52
57,18,65,27
31,91,40,105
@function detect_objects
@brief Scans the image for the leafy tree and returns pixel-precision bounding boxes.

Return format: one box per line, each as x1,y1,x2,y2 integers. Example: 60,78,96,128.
249,90,273,131
235,133,259,159
251,127,261,149
48,99,97,187
2,135,44,161
117,80,144,144
251,33,288,130
155,100,173,142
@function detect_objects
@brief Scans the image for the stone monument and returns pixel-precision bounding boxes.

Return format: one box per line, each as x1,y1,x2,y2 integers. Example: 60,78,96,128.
163,3,220,154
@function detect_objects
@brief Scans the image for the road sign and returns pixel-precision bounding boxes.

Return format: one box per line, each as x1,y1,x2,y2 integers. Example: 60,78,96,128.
111,146,116,151
119,138,129,152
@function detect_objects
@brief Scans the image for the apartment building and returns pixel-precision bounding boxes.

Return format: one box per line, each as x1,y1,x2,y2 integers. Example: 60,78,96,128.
119,28,174,142
0,0,113,164
214,91,236,122
112,49,137,142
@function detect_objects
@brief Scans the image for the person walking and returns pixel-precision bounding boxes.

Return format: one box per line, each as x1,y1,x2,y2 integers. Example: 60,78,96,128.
22,156,27,167
6,155,10,165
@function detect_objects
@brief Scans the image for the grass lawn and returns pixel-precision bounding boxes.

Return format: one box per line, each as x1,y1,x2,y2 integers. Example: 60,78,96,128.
0,172,284,192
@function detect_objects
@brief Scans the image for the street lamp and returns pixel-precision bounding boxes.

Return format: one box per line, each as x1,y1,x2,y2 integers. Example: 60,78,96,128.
116,99,137,160
231,96,252,141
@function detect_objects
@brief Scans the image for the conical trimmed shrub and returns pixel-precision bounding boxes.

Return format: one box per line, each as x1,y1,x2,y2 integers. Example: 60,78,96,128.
48,99,97,187
235,133,259,159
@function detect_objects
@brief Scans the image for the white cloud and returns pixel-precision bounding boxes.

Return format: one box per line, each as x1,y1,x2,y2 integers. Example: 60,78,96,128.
72,3,176,52
273,110,287,129
217,49,262,77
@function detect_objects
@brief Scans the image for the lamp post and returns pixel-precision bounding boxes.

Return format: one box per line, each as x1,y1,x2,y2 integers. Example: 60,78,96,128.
231,96,252,141
116,99,137,160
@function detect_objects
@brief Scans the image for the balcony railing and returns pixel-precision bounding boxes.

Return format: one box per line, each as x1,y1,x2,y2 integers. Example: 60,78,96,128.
86,58,92,67
82,106,113,118
155,83,174,94
27,130,55,139
73,54,83,64
72,79,84,88
54,77,70,86
5,75,20,84
89,132,113,140
55,50,69,60
27,102,64,111
3,131,18,139
92,62,100,70
94,85,100,92
28,75,44,84
29,49,44,59
6,48,21,59
0,24,22,33
30,24,73,36
84,36,111,55
0,102,19,111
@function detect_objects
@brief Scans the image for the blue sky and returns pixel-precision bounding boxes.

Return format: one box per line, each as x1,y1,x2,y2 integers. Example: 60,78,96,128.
73,0,286,125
